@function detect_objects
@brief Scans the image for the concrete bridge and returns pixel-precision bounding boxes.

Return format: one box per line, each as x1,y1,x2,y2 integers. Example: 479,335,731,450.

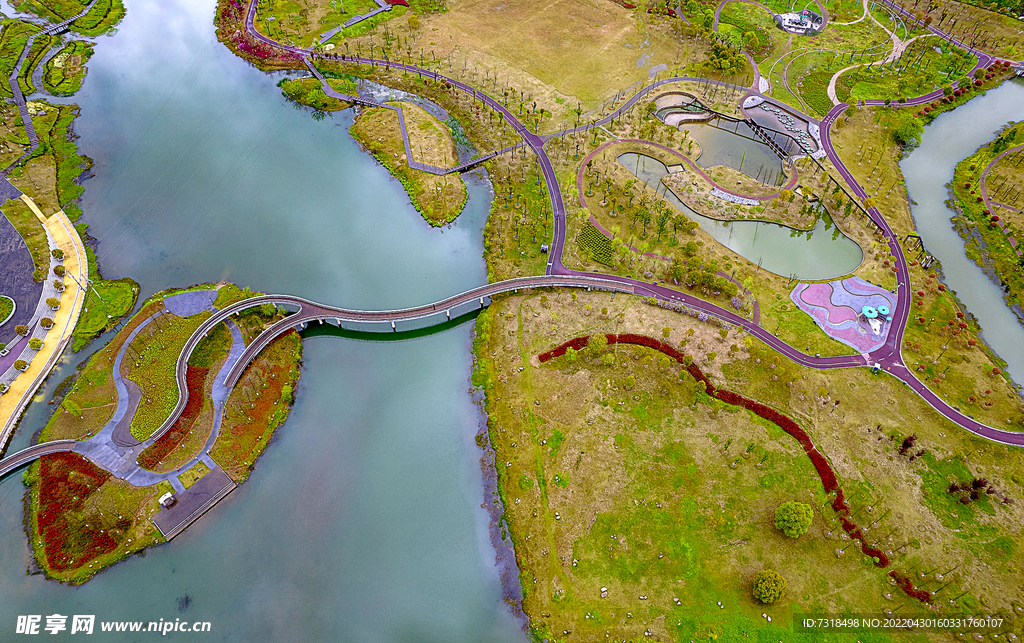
149,275,637,446
0,440,76,479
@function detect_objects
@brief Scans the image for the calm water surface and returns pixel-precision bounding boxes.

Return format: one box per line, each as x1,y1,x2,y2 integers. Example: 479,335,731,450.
617,152,864,280
0,1,526,641
900,79,1024,386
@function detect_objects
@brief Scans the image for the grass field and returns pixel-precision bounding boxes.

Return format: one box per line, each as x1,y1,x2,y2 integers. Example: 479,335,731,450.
73,275,139,352
475,291,1024,642
0,20,38,99
349,101,468,226
122,311,211,442
278,75,356,111
179,461,211,489
425,0,683,106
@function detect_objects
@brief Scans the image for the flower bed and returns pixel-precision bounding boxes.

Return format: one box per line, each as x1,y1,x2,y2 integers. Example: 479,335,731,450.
539,333,891,569
36,453,116,572
137,366,209,470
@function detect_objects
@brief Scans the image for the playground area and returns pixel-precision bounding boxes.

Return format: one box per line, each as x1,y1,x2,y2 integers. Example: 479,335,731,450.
790,276,896,353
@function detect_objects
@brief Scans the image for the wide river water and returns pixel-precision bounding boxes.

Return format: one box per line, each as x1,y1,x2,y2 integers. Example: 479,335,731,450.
900,79,1024,386
0,1,526,641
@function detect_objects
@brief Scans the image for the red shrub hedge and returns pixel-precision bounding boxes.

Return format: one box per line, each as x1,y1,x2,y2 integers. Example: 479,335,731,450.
889,570,932,603
37,453,116,572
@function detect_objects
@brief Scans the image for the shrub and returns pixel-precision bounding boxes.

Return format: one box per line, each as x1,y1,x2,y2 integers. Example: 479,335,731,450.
40,318,54,329
775,501,813,538
51,249,64,260
53,279,64,292
14,359,28,371
15,324,29,336
752,570,786,604
45,297,60,309
53,265,66,277
29,338,43,349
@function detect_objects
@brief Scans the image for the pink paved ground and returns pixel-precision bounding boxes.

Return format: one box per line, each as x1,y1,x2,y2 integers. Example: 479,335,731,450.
790,277,897,354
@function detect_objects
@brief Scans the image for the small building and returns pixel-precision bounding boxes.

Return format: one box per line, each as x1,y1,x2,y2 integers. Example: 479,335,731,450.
775,10,824,35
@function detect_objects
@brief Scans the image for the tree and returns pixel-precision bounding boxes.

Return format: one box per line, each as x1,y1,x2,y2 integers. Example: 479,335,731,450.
28,338,42,350
53,265,65,277
774,501,813,537
45,297,60,309
15,325,28,336
585,334,608,358
51,248,64,260
14,359,28,371
40,318,54,329
752,569,786,604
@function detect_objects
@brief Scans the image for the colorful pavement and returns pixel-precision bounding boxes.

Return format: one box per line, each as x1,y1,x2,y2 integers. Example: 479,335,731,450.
791,277,896,354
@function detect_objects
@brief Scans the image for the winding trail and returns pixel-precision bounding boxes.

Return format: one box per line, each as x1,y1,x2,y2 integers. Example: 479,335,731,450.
2,0,1022,482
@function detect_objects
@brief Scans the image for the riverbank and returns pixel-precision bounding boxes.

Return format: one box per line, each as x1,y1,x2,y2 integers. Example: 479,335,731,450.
349,100,469,226
947,121,1024,327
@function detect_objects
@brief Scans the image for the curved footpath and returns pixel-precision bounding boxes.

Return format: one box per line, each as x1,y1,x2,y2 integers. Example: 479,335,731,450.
2,0,1021,481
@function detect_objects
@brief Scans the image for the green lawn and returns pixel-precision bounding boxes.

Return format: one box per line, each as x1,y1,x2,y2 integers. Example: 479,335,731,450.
0,295,13,324
1,198,48,282
123,311,211,441
73,275,139,352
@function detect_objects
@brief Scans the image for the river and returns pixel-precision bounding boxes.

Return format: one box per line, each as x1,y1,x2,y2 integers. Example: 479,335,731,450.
0,1,526,641
900,78,1024,387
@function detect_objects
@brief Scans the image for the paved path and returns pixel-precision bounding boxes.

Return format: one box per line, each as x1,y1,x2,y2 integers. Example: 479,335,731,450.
5,0,1021,482
2,0,98,175
240,0,1024,445
303,57,517,174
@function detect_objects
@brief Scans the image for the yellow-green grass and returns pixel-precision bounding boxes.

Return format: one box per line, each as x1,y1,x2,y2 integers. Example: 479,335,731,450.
833,39,976,104
984,130,1024,234
0,295,13,324
17,33,56,94
1,198,49,282
210,332,302,482
253,0,397,48
122,311,211,442
924,0,1024,60
7,102,93,214
179,461,211,489
475,291,1024,642
42,40,93,96
425,0,684,106
349,101,467,226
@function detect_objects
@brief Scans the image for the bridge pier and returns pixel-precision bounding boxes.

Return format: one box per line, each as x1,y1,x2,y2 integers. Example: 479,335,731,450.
391,320,396,331
446,310,450,320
